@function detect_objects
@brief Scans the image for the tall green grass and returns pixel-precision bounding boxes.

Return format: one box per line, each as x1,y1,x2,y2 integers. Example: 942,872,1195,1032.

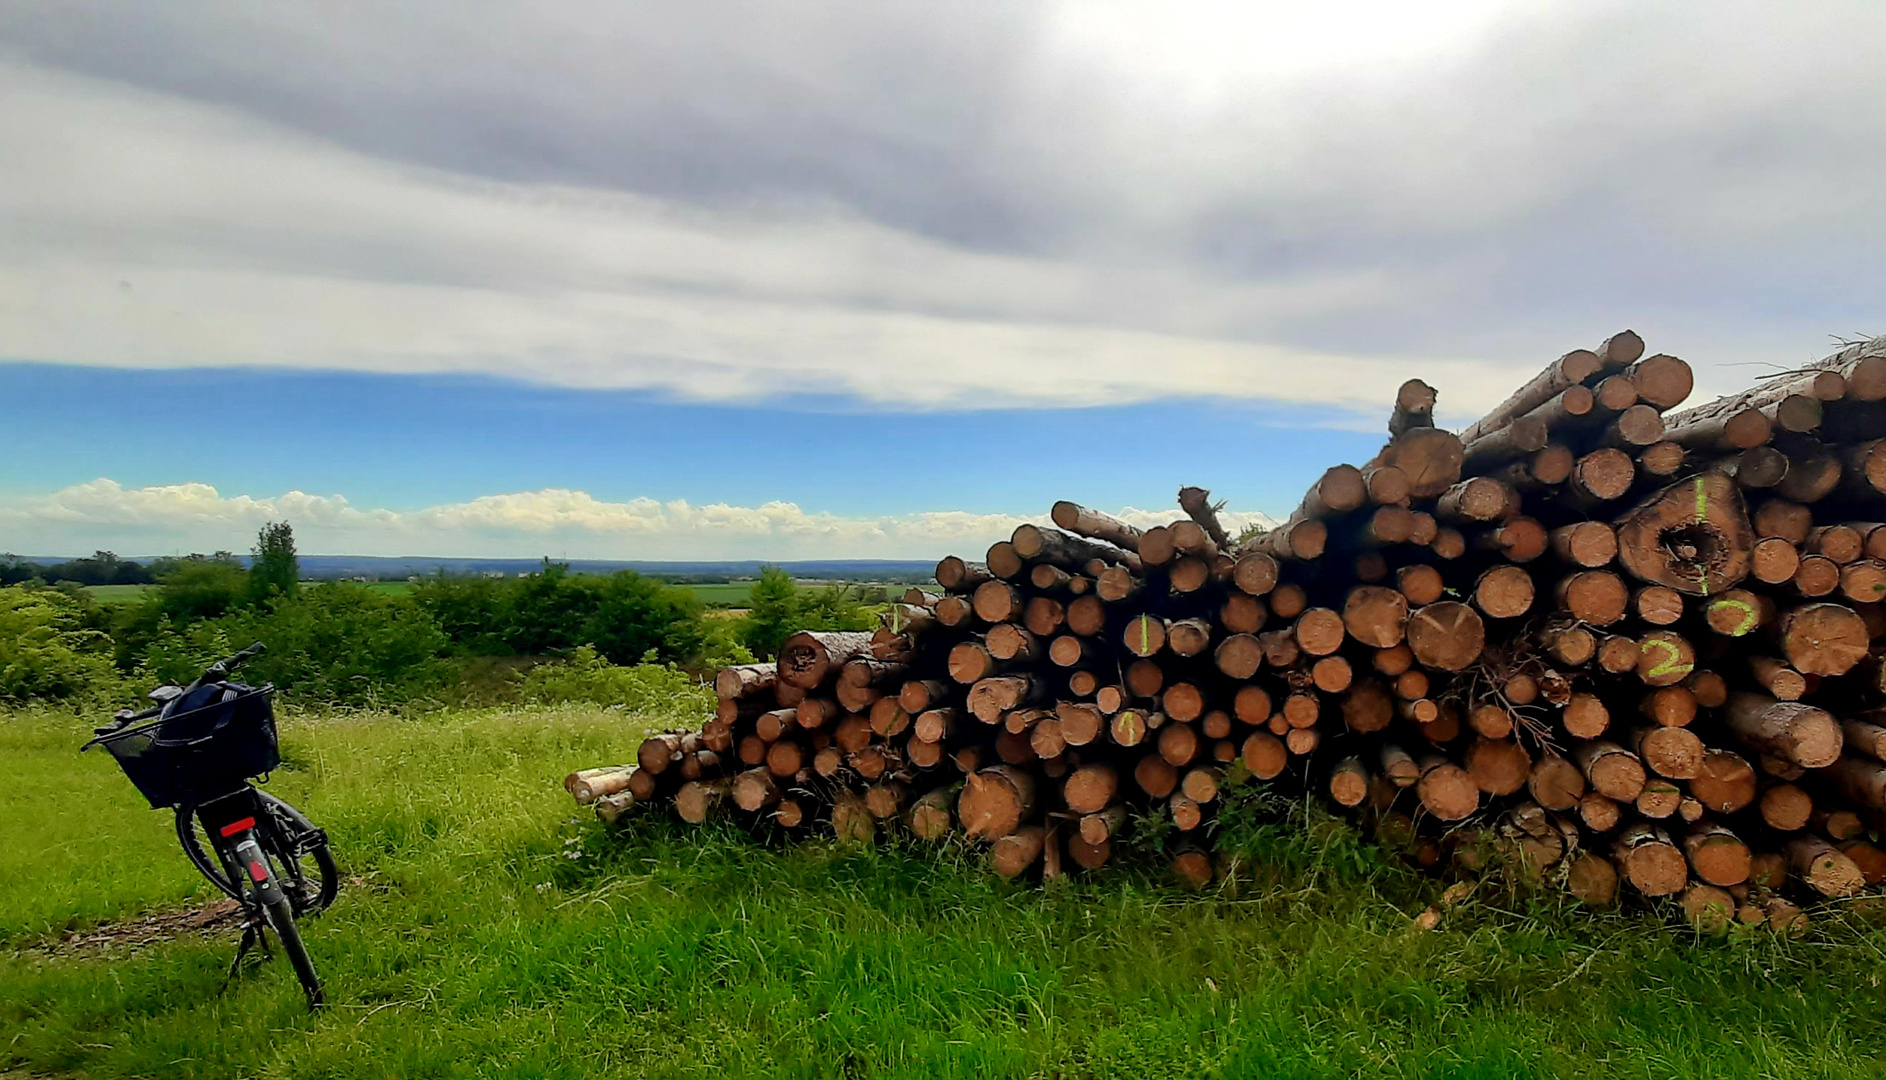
5,704,1886,1079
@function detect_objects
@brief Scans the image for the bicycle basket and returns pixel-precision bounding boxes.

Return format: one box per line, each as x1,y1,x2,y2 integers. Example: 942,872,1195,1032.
95,684,280,808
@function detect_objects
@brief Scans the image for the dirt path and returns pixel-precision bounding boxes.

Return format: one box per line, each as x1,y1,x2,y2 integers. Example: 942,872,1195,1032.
15,898,243,959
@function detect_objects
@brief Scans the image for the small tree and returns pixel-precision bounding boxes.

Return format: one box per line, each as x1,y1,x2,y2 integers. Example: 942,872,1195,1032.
741,566,801,659
250,521,299,602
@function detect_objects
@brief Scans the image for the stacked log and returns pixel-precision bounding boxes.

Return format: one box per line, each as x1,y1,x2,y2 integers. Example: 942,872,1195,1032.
568,332,1886,924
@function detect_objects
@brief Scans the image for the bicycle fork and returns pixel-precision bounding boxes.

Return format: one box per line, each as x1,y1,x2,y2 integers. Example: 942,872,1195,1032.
218,816,324,1007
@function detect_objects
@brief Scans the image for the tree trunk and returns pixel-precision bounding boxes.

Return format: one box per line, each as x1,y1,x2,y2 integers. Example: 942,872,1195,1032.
1458,349,1602,446
1406,602,1485,671
1371,428,1466,498
1613,823,1688,896
715,663,777,700
777,631,876,689
906,785,957,840
1051,501,1144,552
1787,836,1866,897
675,779,731,824
1390,378,1438,436
1416,756,1479,820
1725,693,1843,769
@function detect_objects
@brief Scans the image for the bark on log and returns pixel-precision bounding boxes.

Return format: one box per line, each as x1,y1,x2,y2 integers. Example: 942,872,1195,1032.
1788,836,1866,897
1390,378,1438,437
1613,823,1688,896
1458,349,1603,446
1177,486,1235,552
1725,693,1843,769
958,766,1037,840
1051,501,1144,552
935,556,993,593
715,664,777,700
778,631,876,689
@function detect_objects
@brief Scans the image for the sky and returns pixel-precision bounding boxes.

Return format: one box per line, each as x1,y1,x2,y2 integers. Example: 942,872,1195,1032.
2,2,1883,559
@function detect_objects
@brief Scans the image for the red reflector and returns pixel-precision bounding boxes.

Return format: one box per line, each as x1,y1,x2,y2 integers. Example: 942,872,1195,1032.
219,817,256,837
248,860,269,883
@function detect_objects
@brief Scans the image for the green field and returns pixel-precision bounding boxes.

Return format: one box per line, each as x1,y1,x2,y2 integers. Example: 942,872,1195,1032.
5,703,1886,1079
81,581,417,604
80,579,852,608
82,583,159,604
679,580,759,605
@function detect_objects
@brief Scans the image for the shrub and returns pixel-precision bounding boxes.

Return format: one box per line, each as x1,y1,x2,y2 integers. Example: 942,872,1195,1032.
134,616,236,686
517,645,715,717
0,586,117,702
412,562,709,664
737,567,878,658
152,557,250,622
218,583,454,705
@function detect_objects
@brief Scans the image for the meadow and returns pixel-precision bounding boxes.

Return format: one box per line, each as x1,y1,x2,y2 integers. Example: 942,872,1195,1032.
5,702,1886,1079
87,578,839,609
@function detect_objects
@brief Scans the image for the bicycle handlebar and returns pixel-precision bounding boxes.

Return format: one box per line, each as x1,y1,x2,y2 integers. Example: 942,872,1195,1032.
202,642,267,683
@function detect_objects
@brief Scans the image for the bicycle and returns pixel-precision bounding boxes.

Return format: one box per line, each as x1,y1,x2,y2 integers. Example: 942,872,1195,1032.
84,643,337,1008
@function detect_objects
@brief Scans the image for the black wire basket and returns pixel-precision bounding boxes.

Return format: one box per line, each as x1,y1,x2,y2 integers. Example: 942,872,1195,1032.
94,686,281,809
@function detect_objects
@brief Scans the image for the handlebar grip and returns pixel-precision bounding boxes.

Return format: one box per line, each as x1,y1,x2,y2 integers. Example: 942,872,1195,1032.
206,641,267,680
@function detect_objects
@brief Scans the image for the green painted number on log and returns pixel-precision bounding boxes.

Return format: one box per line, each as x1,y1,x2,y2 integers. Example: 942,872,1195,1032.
1643,639,1692,681
1692,477,1711,595
1709,597,1758,636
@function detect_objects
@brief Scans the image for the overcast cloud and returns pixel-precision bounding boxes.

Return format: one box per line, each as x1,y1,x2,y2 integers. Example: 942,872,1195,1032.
5,1,1883,419
0,479,1276,560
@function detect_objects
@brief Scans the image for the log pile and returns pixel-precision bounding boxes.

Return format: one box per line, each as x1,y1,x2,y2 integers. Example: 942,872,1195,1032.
568,332,1886,929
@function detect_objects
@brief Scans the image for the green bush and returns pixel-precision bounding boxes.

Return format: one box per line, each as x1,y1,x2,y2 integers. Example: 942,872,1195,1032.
132,616,235,686
413,562,708,664
516,645,715,717
109,557,250,669
737,566,877,658
0,586,117,702
217,583,454,706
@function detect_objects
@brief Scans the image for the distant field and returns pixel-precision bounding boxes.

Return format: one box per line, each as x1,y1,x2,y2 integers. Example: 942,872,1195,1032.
81,584,157,604
684,581,758,605
83,578,923,608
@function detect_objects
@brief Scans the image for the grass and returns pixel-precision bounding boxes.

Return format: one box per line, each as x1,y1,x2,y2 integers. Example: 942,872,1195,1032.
80,578,922,608
83,583,159,604
5,704,1886,1079
680,581,761,606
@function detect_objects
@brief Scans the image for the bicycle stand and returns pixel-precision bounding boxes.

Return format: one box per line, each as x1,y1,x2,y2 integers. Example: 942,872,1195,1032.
219,911,273,995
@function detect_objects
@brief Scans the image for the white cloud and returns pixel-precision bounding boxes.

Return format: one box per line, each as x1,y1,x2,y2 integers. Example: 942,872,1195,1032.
0,59,1542,420
5,3,1885,425
0,480,1277,561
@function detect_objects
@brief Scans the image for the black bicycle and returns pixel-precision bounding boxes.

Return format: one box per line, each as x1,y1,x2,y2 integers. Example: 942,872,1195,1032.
84,643,337,1008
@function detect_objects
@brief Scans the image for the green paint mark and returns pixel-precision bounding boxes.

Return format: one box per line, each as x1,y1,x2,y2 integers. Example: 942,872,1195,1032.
1643,638,1694,682
1710,596,1758,636
1693,476,1712,595
892,606,904,632
1135,614,1153,652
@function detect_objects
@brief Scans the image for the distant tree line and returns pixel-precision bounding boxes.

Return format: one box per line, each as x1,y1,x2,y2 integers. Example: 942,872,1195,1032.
0,551,244,587
0,524,880,708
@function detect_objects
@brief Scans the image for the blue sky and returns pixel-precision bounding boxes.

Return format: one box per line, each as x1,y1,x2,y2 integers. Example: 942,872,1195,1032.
0,363,1372,556
2,2,1882,558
